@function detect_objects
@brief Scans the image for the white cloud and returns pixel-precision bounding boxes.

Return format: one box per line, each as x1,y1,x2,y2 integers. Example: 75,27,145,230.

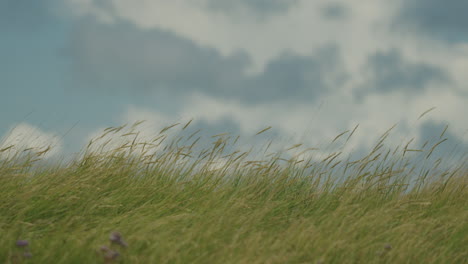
65,0,468,93
65,0,393,72
0,123,62,159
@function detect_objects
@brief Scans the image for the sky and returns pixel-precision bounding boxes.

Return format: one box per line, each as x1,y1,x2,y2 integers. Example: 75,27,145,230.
1,0,467,166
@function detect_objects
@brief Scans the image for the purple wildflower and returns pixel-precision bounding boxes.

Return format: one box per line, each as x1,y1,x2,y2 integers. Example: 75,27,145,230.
109,231,128,247
16,240,29,248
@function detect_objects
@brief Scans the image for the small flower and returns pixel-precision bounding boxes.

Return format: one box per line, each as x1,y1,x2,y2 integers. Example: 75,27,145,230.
16,240,29,248
23,252,33,258
109,231,128,247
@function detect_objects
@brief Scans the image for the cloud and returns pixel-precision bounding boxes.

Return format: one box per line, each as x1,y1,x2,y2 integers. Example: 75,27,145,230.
67,19,248,94
66,19,346,104
243,46,347,103
0,123,62,159
65,0,466,97
321,3,349,20
396,0,468,43
354,49,450,100
201,0,299,18
63,0,394,75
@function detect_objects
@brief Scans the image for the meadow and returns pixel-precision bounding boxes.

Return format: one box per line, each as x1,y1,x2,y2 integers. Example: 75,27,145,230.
1,121,467,263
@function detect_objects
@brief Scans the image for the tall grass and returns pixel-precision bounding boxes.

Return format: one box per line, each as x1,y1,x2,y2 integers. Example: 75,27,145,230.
1,121,466,263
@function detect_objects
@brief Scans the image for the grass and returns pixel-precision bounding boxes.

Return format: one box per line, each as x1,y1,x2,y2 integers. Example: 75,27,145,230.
0,121,467,263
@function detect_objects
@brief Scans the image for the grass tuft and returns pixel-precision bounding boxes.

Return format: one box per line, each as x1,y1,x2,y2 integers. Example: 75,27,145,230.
1,122,467,263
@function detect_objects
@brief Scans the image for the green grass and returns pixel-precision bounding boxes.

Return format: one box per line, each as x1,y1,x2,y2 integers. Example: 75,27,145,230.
1,123,467,264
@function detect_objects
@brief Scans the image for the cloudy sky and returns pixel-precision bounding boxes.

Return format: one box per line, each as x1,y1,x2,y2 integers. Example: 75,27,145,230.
1,0,467,163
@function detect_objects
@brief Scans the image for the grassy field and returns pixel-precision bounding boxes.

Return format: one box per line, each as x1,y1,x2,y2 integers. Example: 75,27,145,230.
1,122,467,264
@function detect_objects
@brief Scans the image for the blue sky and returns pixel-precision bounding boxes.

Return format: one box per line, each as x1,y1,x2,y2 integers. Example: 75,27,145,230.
1,0,467,164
